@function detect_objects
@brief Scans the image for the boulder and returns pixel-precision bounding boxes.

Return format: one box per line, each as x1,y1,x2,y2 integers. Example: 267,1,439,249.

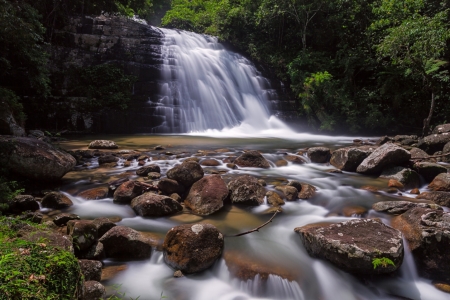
131,193,183,217
443,142,450,163
21,229,74,253
372,201,442,214
82,281,105,300
113,181,145,204
379,167,420,189
287,180,302,192
284,155,307,164
53,213,80,226
42,192,73,209
228,175,266,206
307,147,331,163
79,259,102,281
88,140,118,149
275,185,298,201
97,155,118,165
200,159,221,166
92,218,116,238
356,143,411,175
77,186,109,200
234,150,270,168
99,226,152,259
414,162,447,182
167,161,204,188
67,220,98,252
388,179,404,189
391,207,450,281
409,147,433,161
163,223,224,273
418,133,450,154
147,172,161,179
157,178,185,195
432,124,450,134
298,183,317,199
8,195,39,214
295,219,403,275
330,146,374,171
417,191,450,207
0,136,76,181
429,173,450,191
185,174,228,215
78,241,105,260
266,191,285,206
136,164,161,176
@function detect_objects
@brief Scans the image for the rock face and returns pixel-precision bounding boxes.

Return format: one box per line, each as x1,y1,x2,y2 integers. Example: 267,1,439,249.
307,147,331,163
0,136,76,181
295,219,404,275
234,150,270,168
391,207,450,281
185,175,228,215
99,226,152,259
42,192,73,209
167,161,204,188
163,224,224,273
418,132,450,154
88,140,118,149
428,173,450,191
330,146,373,171
417,191,450,207
414,162,447,182
131,193,182,217
379,167,420,189
228,175,266,205
372,201,442,214
113,181,145,203
356,143,411,175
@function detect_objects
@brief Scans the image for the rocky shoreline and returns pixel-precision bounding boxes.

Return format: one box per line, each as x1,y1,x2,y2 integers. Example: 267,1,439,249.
1,125,450,298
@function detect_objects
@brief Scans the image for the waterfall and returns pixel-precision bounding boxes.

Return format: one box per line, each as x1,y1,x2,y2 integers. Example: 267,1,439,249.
151,28,279,133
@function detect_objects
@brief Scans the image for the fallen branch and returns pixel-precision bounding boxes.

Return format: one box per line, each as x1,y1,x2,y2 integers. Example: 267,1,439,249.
227,208,281,237
411,152,450,160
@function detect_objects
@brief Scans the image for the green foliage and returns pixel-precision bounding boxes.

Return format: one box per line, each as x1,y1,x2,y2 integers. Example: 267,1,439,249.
0,87,26,126
0,217,83,299
372,257,395,269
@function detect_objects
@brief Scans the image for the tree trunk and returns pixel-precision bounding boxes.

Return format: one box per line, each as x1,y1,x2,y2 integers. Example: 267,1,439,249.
422,91,436,137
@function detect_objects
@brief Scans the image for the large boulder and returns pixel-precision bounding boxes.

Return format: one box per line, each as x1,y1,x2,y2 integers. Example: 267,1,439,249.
79,259,102,281
372,201,442,215
167,161,204,188
432,124,450,134
409,147,432,161
0,136,76,181
418,133,450,154
234,150,270,168
391,207,450,281
413,162,447,182
428,173,450,191
113,181,145,204
417,191,450,207
295,219,403,275
379,167,420,189
131,193,182,217
185,175,228,215
163,223,224,273
88,140,118,149
307,147,331,163
228,175,266,206
330,146,374,171
99,226,152,259
356,143,411,175
42,192,73,209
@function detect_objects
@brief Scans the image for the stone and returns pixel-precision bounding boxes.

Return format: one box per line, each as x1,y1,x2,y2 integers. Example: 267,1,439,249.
295,219,403,275
391,207,450,282
434,282,450,294
79,259,102,281
88,140,118,149
99,226,152,259
388,179,404,189
307,147,331,163
53,213,80,226
417,191,450,207
228,175,266,206
8,195,39,214
298,183,317,199
342,206,367,217
275,160,288,167
287,180,302,192
432,124,450,134
147,172,161,179
330,146,374,171
372,201,442,214
78,241,105,260
67,220,98,252
113,181,145,204
284,154,307,164
136,164,161,176
443,142,450,163
167,161,204,188
360,185,380,193
98,155,118,165
42,192,73,209
92,217,116,238
163,224,224,274
0,136,76,181
275,185,298,201
409,147,433,161
429,173,450,191
131,193,183,217
200,159,221,166
376,136,392,145
185,174,228,215
410,188,420,194
82,281,105,300
356,143,411,175
21,230,74,253
414,162,447,182
169,193,181,202
265,191,285,206
158,178,185,195
418,132,450,154
234,150,270,168
77,186,109,200
380,167,420,189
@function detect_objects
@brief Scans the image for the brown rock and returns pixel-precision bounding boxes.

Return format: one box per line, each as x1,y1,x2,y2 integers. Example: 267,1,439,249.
113,181,145,204
78,186,109,200
410,188,420,195
228,175,266,206
200,159,221,166
298,183,316,199
429,173,450,191
42,192,73,209
284,155,307,165
388,179,404,189
234,150,270,168
67,220,98,252
131,193,183,217
158,178,185,195
266,191,285,206
275,160,288,167
356,143,411,175
167,161,204,188
99,226,152,259
307,147,331,163
342,206,367,217
329,146,374,171
417,191,450,207
275,185,298,201
136,164,161,176
185,174,228,215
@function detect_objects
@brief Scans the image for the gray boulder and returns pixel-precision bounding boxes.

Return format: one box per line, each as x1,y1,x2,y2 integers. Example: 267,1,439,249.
228,175,266,206
414,162,447,182
330,146,374,171
185,174,228,215
79,259,102,281
82,281,105,300
418,133,450,154
372,201,442,214
356,143,410,175
379,167,420,189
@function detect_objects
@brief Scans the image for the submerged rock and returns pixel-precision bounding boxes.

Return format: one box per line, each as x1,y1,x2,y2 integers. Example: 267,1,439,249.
185,174,228,215
356,143,410,175
228,175,266,206
131,193,182,217
234,150,270,168
372,201,442,214
295,219,403,275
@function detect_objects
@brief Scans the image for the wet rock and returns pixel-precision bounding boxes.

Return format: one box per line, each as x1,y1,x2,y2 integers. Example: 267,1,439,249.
284,154,307,164
158,178,185,195
79,241,105,260
99,226,152,259
429,173,450,191
410,188,420,195
372,201,442,214
342,206,367,217
298,183,317,199
113,181,145,204
53,213,80,226
98,155,118,165
414,162,447,182
92,217,116,238
287,180,302,192
330,146,374,172
360,185,380,193
418,132,450,154
275,159,288,167
417,191,450,207
391,207,450,282
200,159,221,166
226,163,237,169
275,185,298,201
147,172,161,180
380,167,420,189
88,140,118,149
101,264,128,281
228,175,266,206
409,147,433,161
0,136,76,181
167,161,204,188
42,192,73,209
376,136,392,145
169,193,181,202
173,270,184,278
185,174,228,215
8,195,39,214
136,164,161,176
234,150,270,168
266,191,285,206
131,193,182,217
356,143,411,175
443,142,450,163
307,147,331,163
388,179,404,189
295,219,403,275
67,220,98,252
77,186,109,200
82,281,105,300
79,259,102,281
433,282,450,294
163,223,224,273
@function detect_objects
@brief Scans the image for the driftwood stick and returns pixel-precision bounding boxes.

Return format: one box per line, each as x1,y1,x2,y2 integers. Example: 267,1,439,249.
227,208,281,237
411,152,450,160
